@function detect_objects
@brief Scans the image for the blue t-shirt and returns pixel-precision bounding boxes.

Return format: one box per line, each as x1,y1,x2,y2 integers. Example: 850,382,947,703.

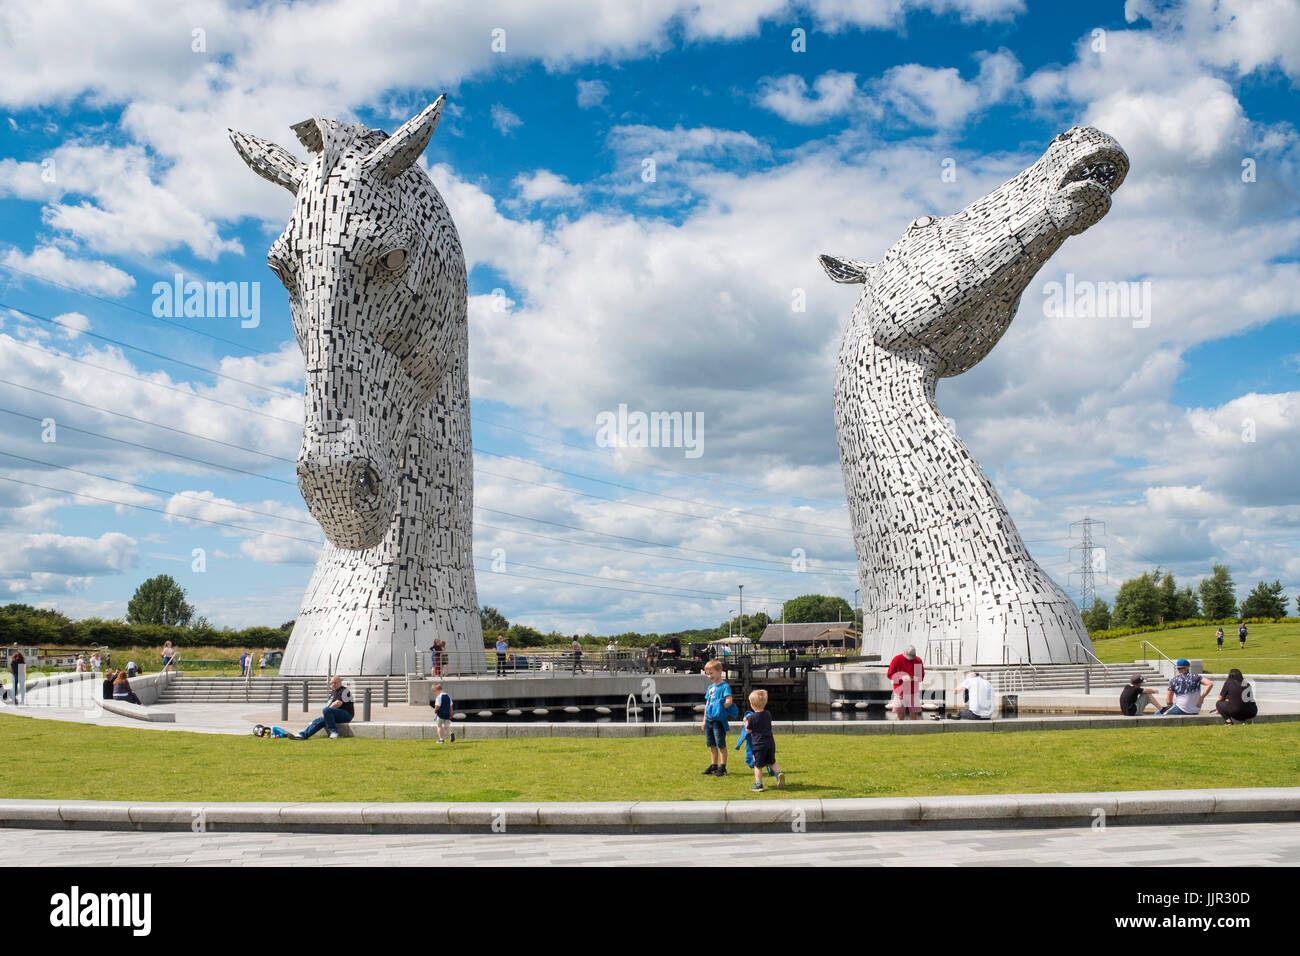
704,680,732,724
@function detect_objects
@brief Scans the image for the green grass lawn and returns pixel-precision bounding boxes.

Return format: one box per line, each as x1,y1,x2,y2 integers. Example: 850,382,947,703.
2,713,1296,803
1092,620,1300,675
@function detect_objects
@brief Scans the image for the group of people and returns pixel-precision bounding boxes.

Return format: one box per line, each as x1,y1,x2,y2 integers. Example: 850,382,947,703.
1121,659,1258,722
1214,623,1249,651
699,658,786,791
101,669,141,705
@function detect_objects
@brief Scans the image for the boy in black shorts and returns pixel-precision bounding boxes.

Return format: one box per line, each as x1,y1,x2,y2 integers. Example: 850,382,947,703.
742,690,785,792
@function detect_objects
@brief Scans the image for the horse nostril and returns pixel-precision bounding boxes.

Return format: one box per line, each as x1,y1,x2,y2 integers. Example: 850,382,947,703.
354,464,381,506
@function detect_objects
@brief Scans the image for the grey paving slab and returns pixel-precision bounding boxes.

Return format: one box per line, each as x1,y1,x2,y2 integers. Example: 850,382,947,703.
6,821,1299,866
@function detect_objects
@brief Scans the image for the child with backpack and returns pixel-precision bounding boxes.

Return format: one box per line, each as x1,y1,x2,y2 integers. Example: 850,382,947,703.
429,683,455,743
740,690,785,792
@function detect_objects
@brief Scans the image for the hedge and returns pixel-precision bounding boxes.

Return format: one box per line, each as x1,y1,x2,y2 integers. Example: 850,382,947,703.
0,616,290,650
1089,617,1286,642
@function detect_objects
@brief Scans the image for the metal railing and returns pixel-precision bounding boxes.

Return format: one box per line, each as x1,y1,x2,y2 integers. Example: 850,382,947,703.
1071,643,1113,678
1140,640,1177,669
926,638,963,667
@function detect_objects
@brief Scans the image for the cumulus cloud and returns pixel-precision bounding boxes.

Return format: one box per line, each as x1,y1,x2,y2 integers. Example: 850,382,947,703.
756,71,864,125
576,78,610,109
513,170,580,203
490,104,522,135
1,246,135,297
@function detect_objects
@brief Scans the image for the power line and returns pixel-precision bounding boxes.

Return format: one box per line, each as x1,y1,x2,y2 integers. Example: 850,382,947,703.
0,409,855,572
1,345,850,538
0,261,264,354
0,407,298,485
473,411,848,507
0,474,322,544
475,447,848,533
475,465,849,540
2,335,299,427
0,378,295,463
476,521,851,577
1,302,296,399
0,450,318,528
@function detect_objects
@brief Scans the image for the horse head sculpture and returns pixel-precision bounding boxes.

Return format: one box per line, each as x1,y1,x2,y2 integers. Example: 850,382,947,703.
822,126,1129,665
231,100,482,675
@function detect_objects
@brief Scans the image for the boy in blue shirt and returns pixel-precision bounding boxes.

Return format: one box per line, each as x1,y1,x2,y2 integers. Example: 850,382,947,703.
700,659,733,776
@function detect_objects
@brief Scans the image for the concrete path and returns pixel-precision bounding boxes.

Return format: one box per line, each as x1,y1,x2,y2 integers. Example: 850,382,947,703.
7,821,1299,866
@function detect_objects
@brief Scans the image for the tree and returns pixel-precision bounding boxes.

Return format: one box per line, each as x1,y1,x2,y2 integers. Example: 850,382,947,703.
1199,565,1237,620
126,575,194,627
781,594,853,624
1240,580,1288,619
1081,598,1111,632
1157,571,1200,621
480,606,508,632
1112,572,1163,628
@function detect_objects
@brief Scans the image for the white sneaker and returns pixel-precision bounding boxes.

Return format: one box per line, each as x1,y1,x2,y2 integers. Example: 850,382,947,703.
328,732,339,739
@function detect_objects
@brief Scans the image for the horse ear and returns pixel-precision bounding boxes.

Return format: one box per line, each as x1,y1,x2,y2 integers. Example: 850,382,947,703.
818,254,874,284
229,129,305,194
363,96,445,182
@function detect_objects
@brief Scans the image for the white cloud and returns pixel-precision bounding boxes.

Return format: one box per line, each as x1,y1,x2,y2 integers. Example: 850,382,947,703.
1125,0,1300,79
50,311,90,339
576,78,610,109
491,104,523,135
513,170,580,203
1,246,135,297
756,71,864,125
0,531,137,578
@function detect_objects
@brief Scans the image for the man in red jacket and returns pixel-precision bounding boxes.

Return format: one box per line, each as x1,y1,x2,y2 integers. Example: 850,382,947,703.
887,645,924,720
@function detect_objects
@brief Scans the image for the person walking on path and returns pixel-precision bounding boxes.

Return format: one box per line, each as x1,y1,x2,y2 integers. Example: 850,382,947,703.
1158,659,1213,716
429,683,455,743
9,646,26,705
1238,623,1248,650
886,645,924,720
161,641,174,674
297,676,355,739
570,635,585,675
495,636,508,676
1216,668,1258,724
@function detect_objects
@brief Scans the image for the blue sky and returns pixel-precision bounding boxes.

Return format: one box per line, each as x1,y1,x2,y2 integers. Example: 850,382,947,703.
1,0,1298,634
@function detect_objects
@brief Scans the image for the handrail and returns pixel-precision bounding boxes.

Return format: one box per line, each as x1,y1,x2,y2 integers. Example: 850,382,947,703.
1140,639,1176,668
625,693,639,724
925,638,962,667
1071,643,1113,678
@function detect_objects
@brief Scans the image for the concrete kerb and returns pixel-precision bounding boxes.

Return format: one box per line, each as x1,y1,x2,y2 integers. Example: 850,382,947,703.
2,789,1296,834
322,712,1300,739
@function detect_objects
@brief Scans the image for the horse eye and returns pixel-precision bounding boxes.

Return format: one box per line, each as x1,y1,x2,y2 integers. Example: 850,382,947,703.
911,216,934,228
381,248,407,271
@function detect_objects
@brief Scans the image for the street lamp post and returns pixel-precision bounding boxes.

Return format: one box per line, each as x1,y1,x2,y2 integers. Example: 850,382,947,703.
738,585,744,644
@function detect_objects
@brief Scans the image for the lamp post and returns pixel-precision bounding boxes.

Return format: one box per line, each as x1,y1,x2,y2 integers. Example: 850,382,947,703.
738,585,744,644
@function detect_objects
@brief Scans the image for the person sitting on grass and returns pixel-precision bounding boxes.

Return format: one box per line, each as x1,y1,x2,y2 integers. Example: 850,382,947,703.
429,682,455,743
1119,674,1162,716
700,659,733,777
1215,668,1258,724
1158,659,1213,716
296,676,354,739
741,689,785,792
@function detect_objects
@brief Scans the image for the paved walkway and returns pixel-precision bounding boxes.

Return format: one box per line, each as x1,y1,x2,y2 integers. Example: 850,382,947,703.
8,821,1299,866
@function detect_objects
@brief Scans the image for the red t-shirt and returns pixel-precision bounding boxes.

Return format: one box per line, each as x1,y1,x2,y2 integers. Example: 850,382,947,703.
887,654,923,688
